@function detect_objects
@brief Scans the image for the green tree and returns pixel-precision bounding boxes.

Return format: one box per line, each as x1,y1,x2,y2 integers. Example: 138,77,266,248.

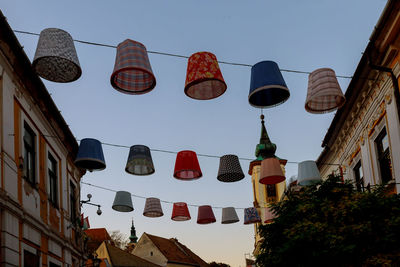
256,176,400,267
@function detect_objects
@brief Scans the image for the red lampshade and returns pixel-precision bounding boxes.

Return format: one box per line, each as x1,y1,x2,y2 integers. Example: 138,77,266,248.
174,150,202,180
184,52,227,100
197,205,216,224
171,202,191,221
259,157,285,184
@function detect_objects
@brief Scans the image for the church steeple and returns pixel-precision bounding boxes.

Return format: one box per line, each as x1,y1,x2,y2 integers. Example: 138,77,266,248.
255,115,276,160
129,219,138,244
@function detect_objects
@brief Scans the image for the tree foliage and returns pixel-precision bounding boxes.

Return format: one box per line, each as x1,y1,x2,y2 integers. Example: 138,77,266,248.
256,176,400,267
110,230,129,250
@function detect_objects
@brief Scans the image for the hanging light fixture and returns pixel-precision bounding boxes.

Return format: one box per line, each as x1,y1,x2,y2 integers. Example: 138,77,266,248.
264,206,276,224
74,138,106,171
297,160,322,186
305,68,346,114
125,145,155,175
184,52,227,100
32,28,81,83
174,150,202,180
259,157,285,184
143,197,163,218
197,205,216,224
171,202,191,221
217,155,245,182
110,39,156,95
112,191,134,212
244,207,261,224
248,61,290,108
221,207,239,224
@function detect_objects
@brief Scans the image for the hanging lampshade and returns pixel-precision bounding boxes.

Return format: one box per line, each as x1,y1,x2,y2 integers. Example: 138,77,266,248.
74,138,106,171
197,205,216,224
171,202,191,221
174,150,202,180
125,145,155,175
184,52,227,100
264,206,276,224
217,155,245,182
143,197,163,217
297,160,322,186
112,191,133,212
259,157,285,184
305,68,346,114
32,28,81,83
221,207,239,224
110,39,156,95
248,61,290,108
244,207,261,224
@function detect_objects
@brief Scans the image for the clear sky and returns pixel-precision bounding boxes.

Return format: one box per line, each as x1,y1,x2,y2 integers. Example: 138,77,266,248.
2,1,387,266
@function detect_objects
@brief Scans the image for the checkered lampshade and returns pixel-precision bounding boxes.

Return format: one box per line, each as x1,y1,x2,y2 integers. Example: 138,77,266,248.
197,205,216,224
110,39,156,94
217,155,245,182
33,28,81,83
221,207,239,224
244,207,261,224
259,157,285,184
125,145,155,175
143,197,163,217
171,202,191,221
74,138,106,171
173,150,202,180
305,68,345,113
112,191,134,212
184,52,227,100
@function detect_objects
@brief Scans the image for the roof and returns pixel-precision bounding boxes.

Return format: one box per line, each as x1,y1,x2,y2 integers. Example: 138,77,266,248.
145,233,209,267
103,242,161,267
84,228,112,253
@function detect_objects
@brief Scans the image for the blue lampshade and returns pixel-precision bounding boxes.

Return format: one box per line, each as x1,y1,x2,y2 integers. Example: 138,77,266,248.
297,160,321,186
249,61,290,108
74,138,106,171
244,207,261,224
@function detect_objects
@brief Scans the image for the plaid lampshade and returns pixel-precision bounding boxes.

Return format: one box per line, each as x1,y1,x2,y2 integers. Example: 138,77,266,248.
221,207,239,224
197,205,216,224
174,150,202,180
217,155,245,182
171,202,191,221
263,206,276,223
305,68,345,113
112,191,134,212
244,207,261,224
125,145,155,175
110,39,156,94
297,160,321,186
74,138,106,171
143,197,163,218
259,157,285,184
184,52,227,100
249,61,290,108
33,28,81,83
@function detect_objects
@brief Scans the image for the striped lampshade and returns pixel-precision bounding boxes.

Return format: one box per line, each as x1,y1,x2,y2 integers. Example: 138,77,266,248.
143,197,163,217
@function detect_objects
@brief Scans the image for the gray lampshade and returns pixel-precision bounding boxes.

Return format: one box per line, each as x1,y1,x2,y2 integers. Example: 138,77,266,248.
217,155,245,182
221,207,239,224
112,191,133,212
297,160,321,186
125,145,155,175
32,28,81,83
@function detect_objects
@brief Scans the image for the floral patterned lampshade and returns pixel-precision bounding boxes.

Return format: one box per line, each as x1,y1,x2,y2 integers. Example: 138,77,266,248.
184,52,227,100
305,68,345,113
197,205,216,224
110,39,156,95
143,197,163,217
221,207,239,224
74,138,106,171
259,157,285,184
174,150,202,180
33,28,81,83
112,191,134,212
244,207,261,224
171,202,191,221
217,155,245,182
125,145,155,175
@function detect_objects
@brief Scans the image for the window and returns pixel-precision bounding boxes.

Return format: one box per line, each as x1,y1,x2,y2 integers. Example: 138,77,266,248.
49,262,61,267
48,153,58,207
266,184,276,197
23,123,36,185
353,161,364,192
24,250,39,267
375,127,393,183
70,181,77,223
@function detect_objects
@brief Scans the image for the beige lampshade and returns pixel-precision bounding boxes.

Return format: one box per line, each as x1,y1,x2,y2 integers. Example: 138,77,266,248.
259,157,285,184
221,207,239,224
264,206,276,223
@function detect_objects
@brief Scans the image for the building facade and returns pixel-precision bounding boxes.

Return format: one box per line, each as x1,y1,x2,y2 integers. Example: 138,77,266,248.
0,11,85,266
317,0,400,195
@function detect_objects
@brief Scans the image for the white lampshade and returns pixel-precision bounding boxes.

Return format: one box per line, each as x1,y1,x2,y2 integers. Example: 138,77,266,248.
297,160,321,186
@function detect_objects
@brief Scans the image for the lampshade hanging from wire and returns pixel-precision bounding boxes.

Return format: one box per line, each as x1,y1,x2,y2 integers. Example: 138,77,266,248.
297,160,322,186
125,145,155,175
264,206,276,224
248,61,290,108
259,157,285,184
305,68,346,113
171,202,191,221
112,191,134,212
74,138,106,171
221,207,239,224
197,205,216,224
110,39,156,94
32,28,81,83
143,197,163,217
244,207,261,224
174,150,202,180
217,154,245,182
184,52,227,100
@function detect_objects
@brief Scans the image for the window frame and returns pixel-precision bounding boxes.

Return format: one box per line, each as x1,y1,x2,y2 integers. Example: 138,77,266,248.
48,152,58,208
374,126,393,184
23,122,36,186
353,160,364,192
70,180,77,223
